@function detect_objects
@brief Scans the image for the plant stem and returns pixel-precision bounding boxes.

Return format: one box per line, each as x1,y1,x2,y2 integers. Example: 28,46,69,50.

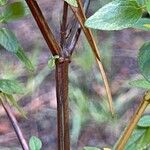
70,1,114,116
55,58,70,150
60,1,69,48
25,0,61,56
65,0,90,55
116,91,150,150
0,97,29,150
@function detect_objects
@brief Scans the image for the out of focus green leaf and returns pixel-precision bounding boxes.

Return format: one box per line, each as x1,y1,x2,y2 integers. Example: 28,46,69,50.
16,48,34,71
138,42,150,82
125,128,146,149
132,18,150,31
0,28,34,71
1,1,29,23
138,116,150,127
5,93,26,117
129,78,150,89
146,1,150,14
0,79,26,95
136,127,150,149
0,28,19,53
0,0,7,6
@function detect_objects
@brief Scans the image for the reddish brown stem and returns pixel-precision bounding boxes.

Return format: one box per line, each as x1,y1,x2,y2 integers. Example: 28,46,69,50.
60,2,69,48
25,0,61,56
0,98,29,150
56,58,70,150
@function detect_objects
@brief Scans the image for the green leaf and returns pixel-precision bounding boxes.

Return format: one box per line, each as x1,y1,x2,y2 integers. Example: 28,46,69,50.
136,127,150,149
0,0,7,6
1,1,29,23
65,0,78,7
29,136,42,150
85,0,142,30
146,1,150,14
83,147,101,150
5,94,26,118
125,128,146,149
132,18,150,31
0,28,34,71
138,116,150,127
16,48,34,71
125,127,150,150
0,79,26,95
138,42,150,82
48,55,59,68
0,28,20,53
136,0,147,6
129,78,150,89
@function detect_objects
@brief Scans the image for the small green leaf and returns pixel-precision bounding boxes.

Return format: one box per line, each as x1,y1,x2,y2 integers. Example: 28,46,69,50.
29,136,42,150
132,18,150,31
0,0,7,6
129,78,150,89
1,1,29,23
0,79,26,95
83,147,101,150
85,0,142,30
138,116,150,127
138,42,150,82
0,28,34,71
65,0,78,7
48,55,59,68
5,94,26,118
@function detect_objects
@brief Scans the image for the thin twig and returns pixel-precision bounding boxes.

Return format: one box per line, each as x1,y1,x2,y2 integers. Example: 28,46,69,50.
60,1,69,48
70,0,115,116
65,0,90,55
25,0,61,56
0,96,29,150
115,91,150,150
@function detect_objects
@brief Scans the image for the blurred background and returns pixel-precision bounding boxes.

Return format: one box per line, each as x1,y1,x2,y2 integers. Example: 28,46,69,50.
0,0,150,149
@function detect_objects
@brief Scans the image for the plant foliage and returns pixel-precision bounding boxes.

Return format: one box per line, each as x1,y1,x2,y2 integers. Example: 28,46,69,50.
85,0,142,30
65,0,78,7
29,136,42,150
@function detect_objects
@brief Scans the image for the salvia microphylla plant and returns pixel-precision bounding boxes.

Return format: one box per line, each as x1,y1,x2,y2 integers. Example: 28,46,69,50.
1,0,150,150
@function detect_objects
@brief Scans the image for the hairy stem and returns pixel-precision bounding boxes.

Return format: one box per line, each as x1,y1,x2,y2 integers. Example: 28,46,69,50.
116,91,150,150
70,0,114,116
0,97,29,150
